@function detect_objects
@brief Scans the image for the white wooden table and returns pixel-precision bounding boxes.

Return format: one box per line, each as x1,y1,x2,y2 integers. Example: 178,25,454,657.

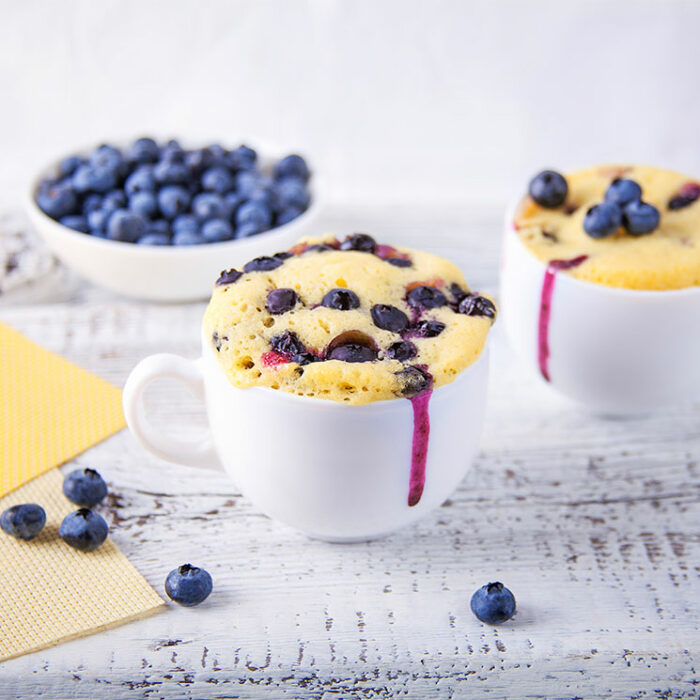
0,206,697,699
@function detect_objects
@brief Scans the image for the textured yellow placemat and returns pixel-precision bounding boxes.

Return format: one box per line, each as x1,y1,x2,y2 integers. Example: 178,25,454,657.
0,321,125,497
0,469,164,661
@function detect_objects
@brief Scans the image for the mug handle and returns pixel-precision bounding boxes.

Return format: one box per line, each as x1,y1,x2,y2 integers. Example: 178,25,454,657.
123,354,221,470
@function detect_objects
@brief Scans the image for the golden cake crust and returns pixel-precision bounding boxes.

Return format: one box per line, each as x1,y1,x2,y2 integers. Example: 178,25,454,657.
203,235,494,404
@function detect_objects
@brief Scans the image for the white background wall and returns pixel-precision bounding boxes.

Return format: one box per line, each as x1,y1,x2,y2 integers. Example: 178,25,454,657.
1,0,699,208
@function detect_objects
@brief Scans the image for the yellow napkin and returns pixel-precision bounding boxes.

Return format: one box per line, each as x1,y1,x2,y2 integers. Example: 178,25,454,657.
0,469,164,661
0,321,125,497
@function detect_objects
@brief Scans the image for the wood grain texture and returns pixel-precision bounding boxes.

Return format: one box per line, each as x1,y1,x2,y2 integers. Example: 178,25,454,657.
0,207,697,699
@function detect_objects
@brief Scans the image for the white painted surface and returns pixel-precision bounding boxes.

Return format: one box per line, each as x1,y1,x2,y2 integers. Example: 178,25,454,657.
0,205,697,698
2,0,700,209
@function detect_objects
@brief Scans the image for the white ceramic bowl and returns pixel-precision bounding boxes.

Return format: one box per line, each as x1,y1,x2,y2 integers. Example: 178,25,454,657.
500,208,700,414
25,142,322,302
123,335,490,542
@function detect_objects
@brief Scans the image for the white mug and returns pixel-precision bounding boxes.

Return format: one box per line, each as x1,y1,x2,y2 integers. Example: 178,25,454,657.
500,215,700,415
123,333,490,542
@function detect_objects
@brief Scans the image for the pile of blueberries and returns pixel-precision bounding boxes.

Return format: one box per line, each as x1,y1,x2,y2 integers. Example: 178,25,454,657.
35,138,312,246
528,170,661,238
1,467,212,607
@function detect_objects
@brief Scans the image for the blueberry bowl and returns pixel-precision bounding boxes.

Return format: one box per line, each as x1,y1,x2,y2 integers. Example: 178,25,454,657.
26,138,321,301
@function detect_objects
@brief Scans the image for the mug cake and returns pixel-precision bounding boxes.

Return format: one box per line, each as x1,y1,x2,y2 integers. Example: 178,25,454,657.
202,233,496,508
501,164,700,413
514,165,700,290
203,233,495,405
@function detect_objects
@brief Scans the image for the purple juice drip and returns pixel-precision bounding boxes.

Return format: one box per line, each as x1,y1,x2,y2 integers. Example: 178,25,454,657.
407,389,432,507
537,255,588,381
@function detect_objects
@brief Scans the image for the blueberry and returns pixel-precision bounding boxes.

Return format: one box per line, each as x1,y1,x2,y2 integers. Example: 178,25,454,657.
201,166,235,194
248,188,279,214
162,138,183,156
605,178,642,207
623,200,660,236
87,208,110,233
583,201,622,239
228,144,257,170
0,504,46,540
327,343,377,363
158,185,191,219
59,155,84,177
395,366,432,396
322,288,360,310
216,268,242,286
172,214,199,236
165,564,213,607
201,218,234,243
274,154,310,182
137,233,171,245
470,582,516,625
147,219,171,236
386,257,412,268
235,222,264,239
276,207,304,226
172,230,203,246
235,170,262,198
273,251,293,261
340,233,376,253
72,164,118,194
59,215,89,233
188,146,215,171
371,304,409,333
273,178,310,210
59,508,109,552
128,137,160,165
89,144,124,172
236,201,272,230
102,189,127,211
224,192,243,214
385,340,417,362
107,210,148,242
82,193,103,214
528,170,568,208
266,288,299,314
192,193,230,221
153,159,190,185
243,256,283,273
36,182,78,219
668,182,700,210
414,320,446,337
63,468,108,507
406,286,447,309
291,352,318,365
124,169,157,196
458,295,497,319
129,191,158,219
449,283,469,303
271,330,306,357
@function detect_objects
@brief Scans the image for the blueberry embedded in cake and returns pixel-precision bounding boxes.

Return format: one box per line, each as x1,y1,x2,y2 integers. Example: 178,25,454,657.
203,234,495,404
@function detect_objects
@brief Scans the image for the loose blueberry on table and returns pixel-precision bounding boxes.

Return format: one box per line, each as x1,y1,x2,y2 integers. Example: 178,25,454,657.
63,467,108,508
59,508,109,552
208,233,496,506
36,138,312,245
470,582,517,625
0,503,46,541
165,564,213,607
